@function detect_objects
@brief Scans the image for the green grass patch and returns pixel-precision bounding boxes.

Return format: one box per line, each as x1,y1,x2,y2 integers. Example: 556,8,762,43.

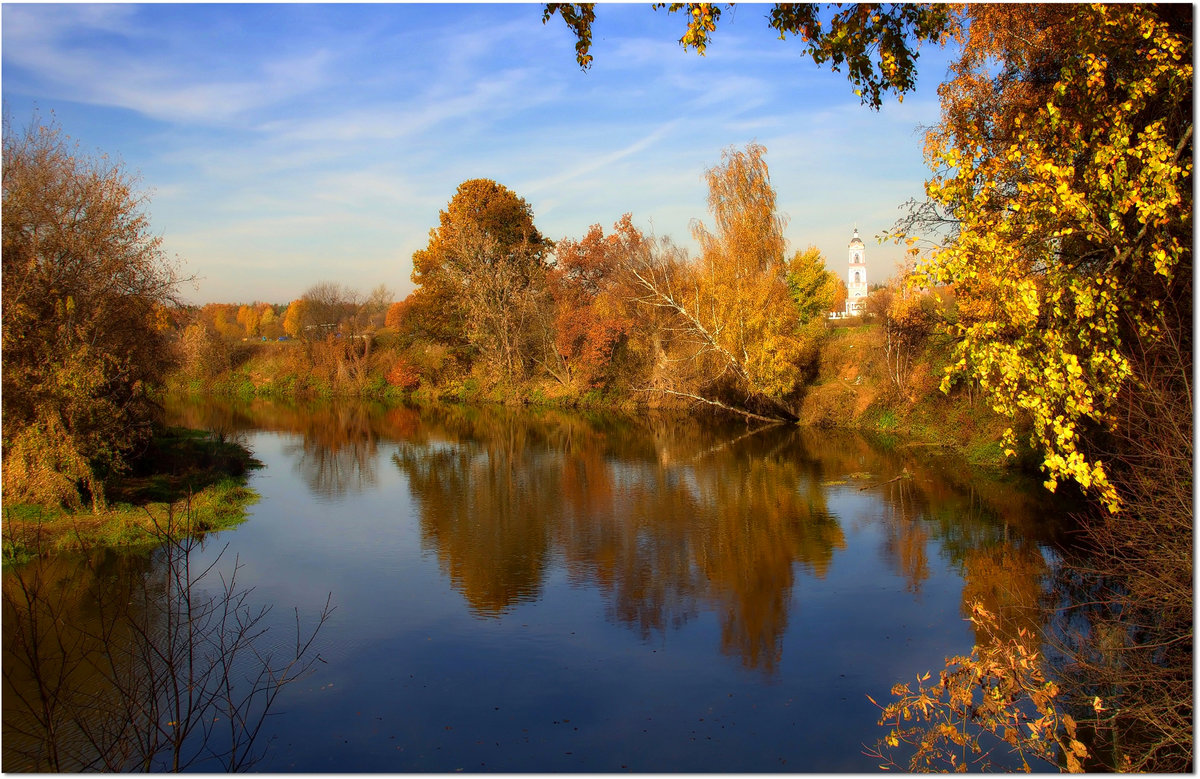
965,438,1006,466
875,407,899,432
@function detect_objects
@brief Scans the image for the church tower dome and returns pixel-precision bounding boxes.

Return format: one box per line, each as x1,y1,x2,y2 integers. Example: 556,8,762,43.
846,227,868,313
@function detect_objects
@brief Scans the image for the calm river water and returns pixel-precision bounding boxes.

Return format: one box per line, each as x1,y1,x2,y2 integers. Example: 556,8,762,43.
4,396,1080,772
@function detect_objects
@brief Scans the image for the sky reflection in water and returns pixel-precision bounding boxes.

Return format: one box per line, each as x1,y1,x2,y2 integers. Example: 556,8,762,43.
12,397,1075,772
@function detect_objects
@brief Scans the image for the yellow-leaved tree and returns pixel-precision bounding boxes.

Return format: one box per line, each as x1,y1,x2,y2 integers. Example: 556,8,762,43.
786,245,844,334
880,7,1193,769
627,143,834,421
906,4,1192,514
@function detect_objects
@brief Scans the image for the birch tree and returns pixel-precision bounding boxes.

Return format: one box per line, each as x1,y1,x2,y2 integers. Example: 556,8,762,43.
627,143,823,421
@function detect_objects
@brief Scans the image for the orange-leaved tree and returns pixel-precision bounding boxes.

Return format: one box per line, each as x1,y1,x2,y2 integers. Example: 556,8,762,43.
548,214,649,389
411,179,551,383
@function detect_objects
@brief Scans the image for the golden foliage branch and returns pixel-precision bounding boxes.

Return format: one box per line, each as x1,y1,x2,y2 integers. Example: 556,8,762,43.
866,603,1096,773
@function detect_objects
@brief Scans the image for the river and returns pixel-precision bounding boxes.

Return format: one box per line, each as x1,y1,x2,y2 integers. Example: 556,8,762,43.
3,396,1081,772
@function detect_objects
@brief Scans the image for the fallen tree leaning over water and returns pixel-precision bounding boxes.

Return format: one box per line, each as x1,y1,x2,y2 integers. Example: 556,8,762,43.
623,144,839,424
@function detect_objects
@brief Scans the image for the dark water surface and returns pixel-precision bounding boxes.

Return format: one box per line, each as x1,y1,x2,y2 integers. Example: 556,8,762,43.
5,397,1079,772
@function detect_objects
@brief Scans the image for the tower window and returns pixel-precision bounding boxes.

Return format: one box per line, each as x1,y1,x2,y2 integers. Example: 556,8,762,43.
854,271,861,283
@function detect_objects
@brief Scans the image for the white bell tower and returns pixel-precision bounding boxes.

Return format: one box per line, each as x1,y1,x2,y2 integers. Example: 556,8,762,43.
847,227,868,313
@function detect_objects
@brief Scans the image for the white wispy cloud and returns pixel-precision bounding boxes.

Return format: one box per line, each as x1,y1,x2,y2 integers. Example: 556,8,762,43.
258,67,560,144
3,5,335,125
3,3,949,302
524,119,683,196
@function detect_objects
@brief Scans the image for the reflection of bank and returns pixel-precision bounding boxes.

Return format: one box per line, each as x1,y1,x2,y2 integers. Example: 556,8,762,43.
393,410,849,674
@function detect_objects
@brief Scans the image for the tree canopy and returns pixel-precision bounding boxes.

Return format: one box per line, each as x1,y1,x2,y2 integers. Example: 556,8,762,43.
906,4,1192,513
543,2,955,108
2,118,182,510
626,143,832,421
411,178,551,381
548,214,646,389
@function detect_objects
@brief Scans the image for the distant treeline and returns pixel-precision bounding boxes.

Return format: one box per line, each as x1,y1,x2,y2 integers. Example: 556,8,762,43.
174,144,855,424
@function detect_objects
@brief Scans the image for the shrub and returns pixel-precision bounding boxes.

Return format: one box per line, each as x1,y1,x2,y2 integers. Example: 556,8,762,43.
386,358,421,390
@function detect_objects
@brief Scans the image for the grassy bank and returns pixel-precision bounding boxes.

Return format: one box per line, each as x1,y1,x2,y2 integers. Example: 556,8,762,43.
795,322,1038,470
168,323,1035,470
2,428,261,566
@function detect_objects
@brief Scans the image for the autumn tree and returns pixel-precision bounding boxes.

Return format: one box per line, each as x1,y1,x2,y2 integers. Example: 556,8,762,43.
300,281,351,338
786,245,843,326
389,286,468,354
895,6,1192,769
278,283,359,343
548,215,648,389
258,304,283,339
175,320,234,383
411,179,551,382
236,304,261,338
2,117,181,510
627,143,824,421
201,303,241,340
281,299,307,340
906,3,1192,513
543,3,955,108
384,299,408,331
863,282,939,393
382,293,460,389
340,283,392,379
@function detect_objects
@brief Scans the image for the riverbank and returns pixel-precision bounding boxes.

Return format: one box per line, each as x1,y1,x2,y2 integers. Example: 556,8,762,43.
168,322,1035,472
794,323,1041,469
2,428,261,565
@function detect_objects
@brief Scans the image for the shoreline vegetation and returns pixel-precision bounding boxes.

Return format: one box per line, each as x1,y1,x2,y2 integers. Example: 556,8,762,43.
2,428,261,566
4,311,1035,567
164,317,1041,472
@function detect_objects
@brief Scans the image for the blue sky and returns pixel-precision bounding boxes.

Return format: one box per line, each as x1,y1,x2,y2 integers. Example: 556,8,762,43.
2,3,955,305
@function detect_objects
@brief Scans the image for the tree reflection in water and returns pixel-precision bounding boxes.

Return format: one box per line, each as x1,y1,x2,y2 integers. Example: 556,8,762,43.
161,396,1071,677
283,404,382,498
387,405,1067,676
161,396,421,499
3,525,331,771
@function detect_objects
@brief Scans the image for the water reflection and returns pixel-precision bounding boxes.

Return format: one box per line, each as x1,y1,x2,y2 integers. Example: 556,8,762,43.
384,405,1065,675
163,397,1072,675
3,550,155,771
162,396,418,499
282,405,385,498
3,538,329,772
395,436,553,617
